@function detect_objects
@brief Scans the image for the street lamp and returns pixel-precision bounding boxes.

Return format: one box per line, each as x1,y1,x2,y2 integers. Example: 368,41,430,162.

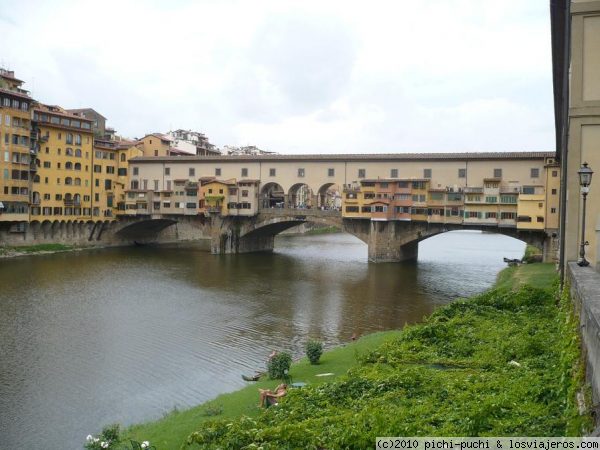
577,162,594,267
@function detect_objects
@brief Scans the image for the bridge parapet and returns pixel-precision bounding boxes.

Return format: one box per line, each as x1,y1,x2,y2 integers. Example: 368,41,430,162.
258,208,341,218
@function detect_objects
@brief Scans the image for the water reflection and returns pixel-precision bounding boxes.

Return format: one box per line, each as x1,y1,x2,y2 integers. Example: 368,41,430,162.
0,231,524,449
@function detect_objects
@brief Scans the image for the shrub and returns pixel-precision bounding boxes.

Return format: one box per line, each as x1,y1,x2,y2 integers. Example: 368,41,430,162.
306,339,323,365
267,352,292,379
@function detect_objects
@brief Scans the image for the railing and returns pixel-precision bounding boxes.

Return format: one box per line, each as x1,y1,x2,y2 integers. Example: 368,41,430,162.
259,207,341,217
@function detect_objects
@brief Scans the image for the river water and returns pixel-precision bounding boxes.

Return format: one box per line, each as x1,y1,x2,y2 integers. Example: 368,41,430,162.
0,231,524,450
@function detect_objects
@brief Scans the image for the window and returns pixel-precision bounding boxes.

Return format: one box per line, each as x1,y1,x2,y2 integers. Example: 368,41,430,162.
242,190,249,197
66,133,73,144
551,188,557,195
75,149,82,157
522,186,535,194
536,216,544,223
74,178,81,186
118,168,127,176
93,165,102,173
241,168,248,177
390,169,398,178
551,207,557,213
494,168,502,178
165,167,170,175
458,168,466,178
485,196,497,203
485,212,497,219
106,166,115,174
501,212,516,220
75,134,82,145
297,168,305,177
189,168,195,177
74,163,81,171
133,167,139,176
531,168,539,178
423,168,432,178
328,168,335,177
154,150,158,156
95,179,99,187
500,195,517,204
105,180,112,190
358,169,366,178
552,170,558,177
120,153,126,162
215,168,222,176
154,180,159,191
66,148,73,156
43,161,51,168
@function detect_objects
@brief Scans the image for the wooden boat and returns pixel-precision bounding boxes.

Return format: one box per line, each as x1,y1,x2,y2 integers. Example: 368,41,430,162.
242,372,263,382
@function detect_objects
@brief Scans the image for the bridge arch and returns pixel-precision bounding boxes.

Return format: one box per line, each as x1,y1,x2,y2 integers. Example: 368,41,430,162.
116,218,178,239
288,183,313,208
260,182,285,208
316,182,341,209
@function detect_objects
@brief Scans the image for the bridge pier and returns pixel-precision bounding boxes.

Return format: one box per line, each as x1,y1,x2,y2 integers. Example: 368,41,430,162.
366,221,434,263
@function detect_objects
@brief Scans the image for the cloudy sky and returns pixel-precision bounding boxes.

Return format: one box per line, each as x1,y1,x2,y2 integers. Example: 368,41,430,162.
0,0,553,154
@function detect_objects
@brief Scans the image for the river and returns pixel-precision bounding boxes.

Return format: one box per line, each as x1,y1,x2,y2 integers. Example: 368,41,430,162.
0,231,524,450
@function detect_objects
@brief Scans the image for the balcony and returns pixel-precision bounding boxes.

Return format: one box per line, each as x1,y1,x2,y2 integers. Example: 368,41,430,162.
463,187,483,194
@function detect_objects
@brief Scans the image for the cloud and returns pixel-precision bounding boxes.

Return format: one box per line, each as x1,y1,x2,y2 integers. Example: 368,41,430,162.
0,0,555,153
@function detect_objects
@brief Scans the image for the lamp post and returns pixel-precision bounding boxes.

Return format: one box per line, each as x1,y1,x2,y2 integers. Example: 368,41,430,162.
577,162,594,267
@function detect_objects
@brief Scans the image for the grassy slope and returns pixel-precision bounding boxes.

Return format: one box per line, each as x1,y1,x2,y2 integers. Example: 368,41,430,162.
126,331,401,449
128,263,583,449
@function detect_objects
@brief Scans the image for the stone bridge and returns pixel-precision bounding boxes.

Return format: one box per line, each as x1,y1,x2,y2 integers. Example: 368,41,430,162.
112,209,555,263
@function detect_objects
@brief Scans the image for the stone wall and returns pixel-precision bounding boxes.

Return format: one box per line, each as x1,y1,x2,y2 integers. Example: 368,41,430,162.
568,262,600,427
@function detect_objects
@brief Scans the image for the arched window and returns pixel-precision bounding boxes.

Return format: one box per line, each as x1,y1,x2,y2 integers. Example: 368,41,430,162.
66,147,74,156
75,149,82,157
65,177,73,185
74,178,81,186
75,134,82,145
74,194,81,204
66,161,73,170
74,163,81,171
33,174,40,183
120,153,126,162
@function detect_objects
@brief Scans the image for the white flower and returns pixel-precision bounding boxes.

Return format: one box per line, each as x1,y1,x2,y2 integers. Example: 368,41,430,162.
86,435,93,442
508,360,521,367
141,442,150,449
101,441,109,449
94,438,100,443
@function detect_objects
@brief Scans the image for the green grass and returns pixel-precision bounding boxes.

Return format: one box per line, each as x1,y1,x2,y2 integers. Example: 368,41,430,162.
0,243,74,254
125,331,401,449
495,263,557,291
125,262,586,449
304,226,341,235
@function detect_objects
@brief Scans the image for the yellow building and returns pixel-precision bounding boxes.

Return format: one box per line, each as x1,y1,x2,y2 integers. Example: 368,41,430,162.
32,104,96,221
115,142,143,215
516,186,546,230
138,134,172,157
0,69,34,227
199,179,235,215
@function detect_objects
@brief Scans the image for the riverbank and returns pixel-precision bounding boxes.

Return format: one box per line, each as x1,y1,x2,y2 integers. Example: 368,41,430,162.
123,262,591,448
0,243,78,258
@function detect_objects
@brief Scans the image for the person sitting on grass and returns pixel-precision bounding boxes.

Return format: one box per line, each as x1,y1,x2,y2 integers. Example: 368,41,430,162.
258,383,287,407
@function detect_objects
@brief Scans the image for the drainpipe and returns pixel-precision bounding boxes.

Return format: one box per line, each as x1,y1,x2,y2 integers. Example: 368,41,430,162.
558,0,571,286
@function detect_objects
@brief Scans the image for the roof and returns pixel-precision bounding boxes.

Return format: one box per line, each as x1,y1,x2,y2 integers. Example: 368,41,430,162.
130,151,554,164
142,133,173,142
0,87,32,100
34,103,94,122
66,108,107,120
0,69,24,83
550,0,569,160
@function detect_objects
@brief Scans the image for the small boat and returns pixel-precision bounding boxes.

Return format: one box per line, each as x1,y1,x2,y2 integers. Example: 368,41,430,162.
242,372,263,382
503,257,522,266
